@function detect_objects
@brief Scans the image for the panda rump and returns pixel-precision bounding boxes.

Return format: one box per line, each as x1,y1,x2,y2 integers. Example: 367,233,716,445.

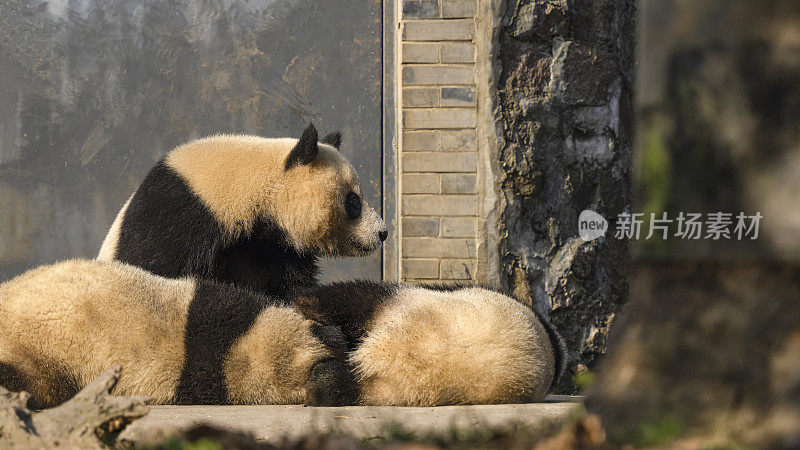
0,259,355,408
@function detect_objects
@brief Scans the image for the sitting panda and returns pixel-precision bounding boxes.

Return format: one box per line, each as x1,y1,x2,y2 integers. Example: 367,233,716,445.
295,281,566,406
0,259,356,409
98,123,386,299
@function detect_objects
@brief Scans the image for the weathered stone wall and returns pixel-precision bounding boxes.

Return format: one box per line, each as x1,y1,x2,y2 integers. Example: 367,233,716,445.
492,0,635,391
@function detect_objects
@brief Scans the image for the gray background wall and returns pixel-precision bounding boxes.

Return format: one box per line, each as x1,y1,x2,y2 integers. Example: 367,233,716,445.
0,0,383,282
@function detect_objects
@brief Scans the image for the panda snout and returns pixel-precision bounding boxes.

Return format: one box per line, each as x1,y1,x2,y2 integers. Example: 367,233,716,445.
378,229,388,242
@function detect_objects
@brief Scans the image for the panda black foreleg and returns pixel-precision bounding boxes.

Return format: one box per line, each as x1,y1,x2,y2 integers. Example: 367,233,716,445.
304,323,359,406
304,358,359,406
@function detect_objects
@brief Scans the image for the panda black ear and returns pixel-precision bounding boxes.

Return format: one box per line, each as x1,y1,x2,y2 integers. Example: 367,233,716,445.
321,131,342,150
285,123,319,170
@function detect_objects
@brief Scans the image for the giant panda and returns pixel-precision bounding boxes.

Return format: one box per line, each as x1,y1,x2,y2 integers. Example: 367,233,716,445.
0,259,357,409
98,123,386,298
96,125,565,405
294,281,566,406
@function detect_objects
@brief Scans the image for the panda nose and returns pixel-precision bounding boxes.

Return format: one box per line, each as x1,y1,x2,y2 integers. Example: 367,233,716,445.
378,230,388,242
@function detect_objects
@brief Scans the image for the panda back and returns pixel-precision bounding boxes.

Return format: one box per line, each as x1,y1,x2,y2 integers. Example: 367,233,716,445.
351,286,556,406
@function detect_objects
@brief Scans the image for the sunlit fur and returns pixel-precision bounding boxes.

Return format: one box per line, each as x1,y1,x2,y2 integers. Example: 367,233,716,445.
0,259,336,408
165,134,382,256
351,286,556,406
97,192,134,261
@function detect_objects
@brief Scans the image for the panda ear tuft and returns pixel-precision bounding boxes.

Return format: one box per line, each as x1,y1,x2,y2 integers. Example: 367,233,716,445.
285,123,319,170
321,131,342,150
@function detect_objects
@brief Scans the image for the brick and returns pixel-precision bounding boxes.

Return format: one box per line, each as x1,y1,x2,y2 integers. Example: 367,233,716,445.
403,88,439,107
440,259,476,279
402,195,477,216
403,0,439,18
440,129,477,151
402,259,440,279
440,42,475,63
403,131,439,151
403,217,439,236
402,20,475,41
402,238,477,258
402,173,439,194
402,43,439,63
440,87,476,106
402,65,474,86
441,173,477,193
403,108,476,129
441,0,477,18
440,217,476,237
403,152,477,173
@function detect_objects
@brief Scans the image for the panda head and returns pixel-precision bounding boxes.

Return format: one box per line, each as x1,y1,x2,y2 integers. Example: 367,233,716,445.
164,123,387,257
276,123,387,256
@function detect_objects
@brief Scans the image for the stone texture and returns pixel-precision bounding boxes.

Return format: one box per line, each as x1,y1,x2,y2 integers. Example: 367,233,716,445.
441,173,477,193
403,0,440,19
402,195,477,216
402,20,475,41
402,43,440,63
549,41,617,106
441,0,477,18
441,87,476,106
403,217,440,236
402,173,439,194
402,259,441,278
402,65,475,85
402,237,477,258
403,88,439,107
403,108,477,129
402,152,477,173
403,131,439,151
494,0,634,393
440,217,476,237
511,0,568,41
440,129,477,151
440,42,475,63
123,402,579,444
440,258,476,279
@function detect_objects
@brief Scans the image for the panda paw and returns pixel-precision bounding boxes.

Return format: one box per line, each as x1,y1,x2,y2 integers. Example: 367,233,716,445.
304,358,359,406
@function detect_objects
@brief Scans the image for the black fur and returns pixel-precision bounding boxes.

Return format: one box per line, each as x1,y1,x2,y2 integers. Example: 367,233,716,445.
116,161,223,279
0,358,80,409
321,131,342,149
213,218,320,298
115,161,319,299
284,123,319,169
174,281,274,404
293,280,399,350
530,309,567,389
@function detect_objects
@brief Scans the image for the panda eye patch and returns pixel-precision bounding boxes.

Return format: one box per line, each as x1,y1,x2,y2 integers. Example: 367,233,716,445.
345,191,362,220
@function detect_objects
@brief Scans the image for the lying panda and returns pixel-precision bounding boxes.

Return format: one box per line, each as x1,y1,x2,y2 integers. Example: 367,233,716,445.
296,281,565,405
0,259,356,409
98,123,386,298
0,260,563,407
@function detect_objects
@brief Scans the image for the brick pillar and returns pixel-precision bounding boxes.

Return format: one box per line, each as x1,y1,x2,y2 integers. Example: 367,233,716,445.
399,0,481,282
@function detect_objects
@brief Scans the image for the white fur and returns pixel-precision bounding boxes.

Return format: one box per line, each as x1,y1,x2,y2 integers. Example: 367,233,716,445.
97,192,134,260
351,286,555,406
0,259,335,407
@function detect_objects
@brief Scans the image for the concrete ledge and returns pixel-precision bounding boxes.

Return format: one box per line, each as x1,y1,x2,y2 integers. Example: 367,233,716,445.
121,397,583,443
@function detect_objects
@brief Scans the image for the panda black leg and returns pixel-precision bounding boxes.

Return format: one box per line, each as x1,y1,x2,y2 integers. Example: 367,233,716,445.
304,357,359,406
0,361,26,393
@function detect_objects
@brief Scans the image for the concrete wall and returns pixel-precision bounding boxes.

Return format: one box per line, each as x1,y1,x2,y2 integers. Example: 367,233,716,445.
0,0,383,282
